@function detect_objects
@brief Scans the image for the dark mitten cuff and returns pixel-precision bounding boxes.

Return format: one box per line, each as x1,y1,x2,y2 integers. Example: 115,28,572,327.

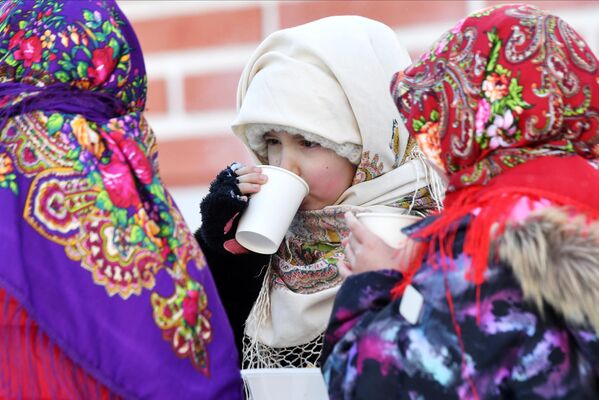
195,163,249,254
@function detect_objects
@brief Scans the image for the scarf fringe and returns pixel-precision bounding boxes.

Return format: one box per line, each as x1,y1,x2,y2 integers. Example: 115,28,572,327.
0,289,120,400
393,185,599,300
390,184,599,398
243,261,274,367
411,147,445,212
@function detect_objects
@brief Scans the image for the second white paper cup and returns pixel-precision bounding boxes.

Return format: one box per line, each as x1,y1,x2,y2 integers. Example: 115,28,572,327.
241,368,328,400
356,212,420,248
236,165,309,254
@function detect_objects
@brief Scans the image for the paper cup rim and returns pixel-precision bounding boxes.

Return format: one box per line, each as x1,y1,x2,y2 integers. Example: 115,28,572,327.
235,231,279,254
257,165,309,193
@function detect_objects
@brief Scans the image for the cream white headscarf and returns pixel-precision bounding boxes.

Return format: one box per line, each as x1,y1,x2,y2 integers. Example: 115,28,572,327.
232,16,444,366
232,15,443,208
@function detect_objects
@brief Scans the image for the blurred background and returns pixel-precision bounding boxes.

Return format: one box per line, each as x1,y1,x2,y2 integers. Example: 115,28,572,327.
117,0,599,231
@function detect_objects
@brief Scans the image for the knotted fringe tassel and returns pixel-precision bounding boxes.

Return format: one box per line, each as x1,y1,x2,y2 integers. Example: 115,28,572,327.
406,147,445,215
0,288,121,400
242,260,274,369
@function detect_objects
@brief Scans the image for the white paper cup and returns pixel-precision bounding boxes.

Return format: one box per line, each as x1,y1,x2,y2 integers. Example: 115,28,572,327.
241,368,329,400
236,165,309,254
355,212,420,248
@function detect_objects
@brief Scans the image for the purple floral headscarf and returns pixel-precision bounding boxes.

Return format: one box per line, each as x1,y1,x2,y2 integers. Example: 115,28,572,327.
0,1,242,398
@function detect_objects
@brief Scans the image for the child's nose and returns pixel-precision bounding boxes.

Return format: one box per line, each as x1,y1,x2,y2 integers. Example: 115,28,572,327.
279,153,301,177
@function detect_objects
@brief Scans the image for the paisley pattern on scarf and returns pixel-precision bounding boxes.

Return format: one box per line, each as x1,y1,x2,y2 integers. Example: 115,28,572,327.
271,207,355,294
393,3,599,192
151,217,213,376
0,0,214,376
353,151,384,185
2,110,214,374
4,114,163,298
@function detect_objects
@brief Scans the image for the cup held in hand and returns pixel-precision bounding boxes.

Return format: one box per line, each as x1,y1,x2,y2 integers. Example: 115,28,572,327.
355,212,420,248
236,165,309,254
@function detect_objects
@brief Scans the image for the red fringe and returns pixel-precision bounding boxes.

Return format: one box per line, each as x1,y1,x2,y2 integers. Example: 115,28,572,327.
0,288,121,400
392,185,599,301
390,186,599,396
390,156,599,394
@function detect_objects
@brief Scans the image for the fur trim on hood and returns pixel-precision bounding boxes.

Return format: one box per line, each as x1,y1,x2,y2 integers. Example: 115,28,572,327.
495,207,599,334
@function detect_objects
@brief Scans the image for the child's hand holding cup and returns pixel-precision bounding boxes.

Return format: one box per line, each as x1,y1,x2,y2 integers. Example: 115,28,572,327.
342,211,420,275
235,165,309,254
355,212,420,249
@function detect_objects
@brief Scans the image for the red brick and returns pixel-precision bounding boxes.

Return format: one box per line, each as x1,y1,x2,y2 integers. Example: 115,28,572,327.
184,70,241,112
485,1,599,11
157,135,254,187
279,1,469,30
131,8,262,53
146,79,168,115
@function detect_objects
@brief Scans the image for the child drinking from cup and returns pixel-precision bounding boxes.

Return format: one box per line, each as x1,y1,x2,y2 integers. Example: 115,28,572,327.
323,4,599,398
195,16,444,368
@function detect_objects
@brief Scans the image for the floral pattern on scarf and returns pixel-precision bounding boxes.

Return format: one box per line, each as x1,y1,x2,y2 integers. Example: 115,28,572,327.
0,0,215,377
0,0,145,107
271,207,353,294
392,3,599,192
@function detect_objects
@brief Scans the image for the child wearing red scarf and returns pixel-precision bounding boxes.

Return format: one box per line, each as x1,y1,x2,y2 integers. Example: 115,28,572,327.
323,4,599,399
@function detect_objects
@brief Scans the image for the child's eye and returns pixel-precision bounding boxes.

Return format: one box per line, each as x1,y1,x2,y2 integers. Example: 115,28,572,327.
265,137,280,146
301,140,320,148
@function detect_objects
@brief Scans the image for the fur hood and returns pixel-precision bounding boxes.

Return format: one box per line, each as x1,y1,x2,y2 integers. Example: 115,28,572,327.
495,207,599,334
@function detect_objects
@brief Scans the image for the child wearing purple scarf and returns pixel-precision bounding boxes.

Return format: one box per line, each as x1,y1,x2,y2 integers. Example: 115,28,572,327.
0,1,242,398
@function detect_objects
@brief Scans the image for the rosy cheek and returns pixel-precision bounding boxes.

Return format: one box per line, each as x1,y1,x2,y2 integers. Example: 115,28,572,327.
307,174,339,200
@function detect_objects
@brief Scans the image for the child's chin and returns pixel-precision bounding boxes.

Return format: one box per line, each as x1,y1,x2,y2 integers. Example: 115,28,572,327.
298,200,323,211
298,201,313,211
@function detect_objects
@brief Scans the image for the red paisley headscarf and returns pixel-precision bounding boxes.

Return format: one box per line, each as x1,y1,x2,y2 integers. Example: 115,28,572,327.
390,4,599,300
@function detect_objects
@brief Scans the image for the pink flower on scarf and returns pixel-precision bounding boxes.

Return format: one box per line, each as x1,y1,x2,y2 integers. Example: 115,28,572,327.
98,154,140,208
111,131,153,185
88,47,116,85
13,35,42,67
487,110,516,149
475,99,491,137
415,121,444,169
97,130,151,209
182,290,199,327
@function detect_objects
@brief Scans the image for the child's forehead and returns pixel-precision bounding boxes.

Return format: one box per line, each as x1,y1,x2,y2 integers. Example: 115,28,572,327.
264,130,305,140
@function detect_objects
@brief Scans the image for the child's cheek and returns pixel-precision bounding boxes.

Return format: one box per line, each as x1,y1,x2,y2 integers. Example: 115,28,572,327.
310,172,346,202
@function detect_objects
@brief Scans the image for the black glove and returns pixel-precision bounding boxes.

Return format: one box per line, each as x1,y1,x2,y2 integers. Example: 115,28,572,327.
194,163,249,254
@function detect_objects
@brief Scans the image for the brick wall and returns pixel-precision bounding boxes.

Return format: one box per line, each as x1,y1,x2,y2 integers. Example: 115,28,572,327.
118,0,599,230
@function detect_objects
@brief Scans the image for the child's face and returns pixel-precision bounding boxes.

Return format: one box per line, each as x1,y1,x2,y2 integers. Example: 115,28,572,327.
264,131,356,210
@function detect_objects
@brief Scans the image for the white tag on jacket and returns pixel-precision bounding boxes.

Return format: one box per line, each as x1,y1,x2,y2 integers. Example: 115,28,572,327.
399,284,424,325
